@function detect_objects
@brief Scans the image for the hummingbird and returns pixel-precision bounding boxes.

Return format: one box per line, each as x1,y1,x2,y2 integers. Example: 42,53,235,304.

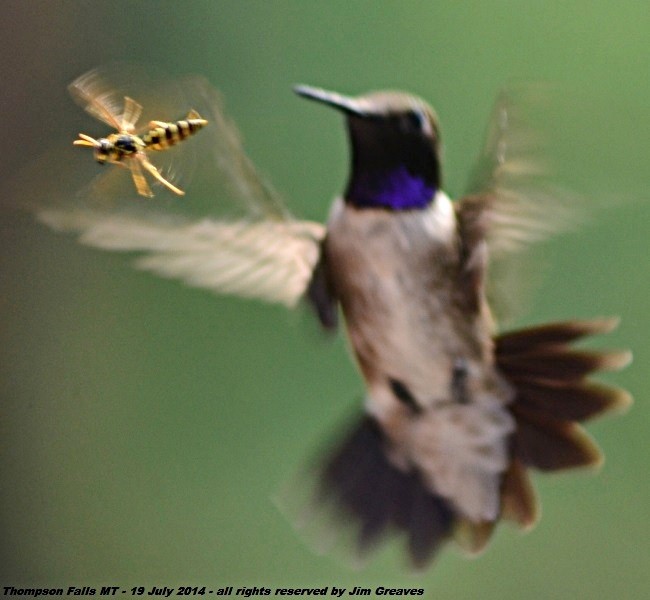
36,67,631,568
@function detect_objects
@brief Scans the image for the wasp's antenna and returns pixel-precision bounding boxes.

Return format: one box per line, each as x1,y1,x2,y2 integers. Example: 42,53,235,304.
73,133,100,148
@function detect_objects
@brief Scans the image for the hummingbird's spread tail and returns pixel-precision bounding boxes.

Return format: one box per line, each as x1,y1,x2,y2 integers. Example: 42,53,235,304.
277,318,630,569
495,317,632,528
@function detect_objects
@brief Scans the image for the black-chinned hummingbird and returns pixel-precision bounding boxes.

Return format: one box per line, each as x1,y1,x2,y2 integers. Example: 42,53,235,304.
36,67,632,569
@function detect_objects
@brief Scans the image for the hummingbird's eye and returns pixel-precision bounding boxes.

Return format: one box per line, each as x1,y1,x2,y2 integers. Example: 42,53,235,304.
404,109,430,135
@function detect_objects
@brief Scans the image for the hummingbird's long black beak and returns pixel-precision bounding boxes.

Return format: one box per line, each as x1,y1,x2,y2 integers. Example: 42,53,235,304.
293,85,368,117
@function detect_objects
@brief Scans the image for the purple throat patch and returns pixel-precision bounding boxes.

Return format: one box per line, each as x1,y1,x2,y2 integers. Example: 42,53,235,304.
348,165,435,210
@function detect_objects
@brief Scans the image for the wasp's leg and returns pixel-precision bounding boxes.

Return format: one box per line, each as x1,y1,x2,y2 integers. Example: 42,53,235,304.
128,158,153,197
138,155,185,196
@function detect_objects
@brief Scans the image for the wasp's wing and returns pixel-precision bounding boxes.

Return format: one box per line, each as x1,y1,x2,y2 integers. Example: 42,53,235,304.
69,67,127,131
458,84,585,325
121,96,143,133
31,65,325,308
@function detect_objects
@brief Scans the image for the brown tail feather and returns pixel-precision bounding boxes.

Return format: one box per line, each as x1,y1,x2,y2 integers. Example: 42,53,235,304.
498,348,631,382
510,379,631,422
496,317,620,352
496,318,631,524
500,458,538,529
454,519,496,555
512,405,603,470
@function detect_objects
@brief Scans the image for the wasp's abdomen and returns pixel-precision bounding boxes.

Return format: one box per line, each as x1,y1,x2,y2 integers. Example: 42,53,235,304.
142,113,207,151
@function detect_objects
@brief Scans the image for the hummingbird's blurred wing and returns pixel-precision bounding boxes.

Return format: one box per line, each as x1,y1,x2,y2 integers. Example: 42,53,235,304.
459,84,584,323
34,66,325,308
38,210,324,307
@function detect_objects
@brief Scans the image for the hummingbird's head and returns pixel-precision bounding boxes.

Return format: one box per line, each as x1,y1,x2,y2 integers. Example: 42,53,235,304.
295,85,441,210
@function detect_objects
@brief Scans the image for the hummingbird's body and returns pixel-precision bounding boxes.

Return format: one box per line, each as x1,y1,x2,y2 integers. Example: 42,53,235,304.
38,68,632,569
323,193,514,523
291,85,631,563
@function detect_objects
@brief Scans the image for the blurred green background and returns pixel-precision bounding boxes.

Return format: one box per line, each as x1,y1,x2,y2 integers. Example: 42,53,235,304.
1,1,649,597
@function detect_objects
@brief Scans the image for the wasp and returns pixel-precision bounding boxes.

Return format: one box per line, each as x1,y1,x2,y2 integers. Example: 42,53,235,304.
71,71,208,198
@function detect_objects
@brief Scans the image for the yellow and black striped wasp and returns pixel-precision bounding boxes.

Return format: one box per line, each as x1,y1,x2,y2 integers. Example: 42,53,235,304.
70,68,208,197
